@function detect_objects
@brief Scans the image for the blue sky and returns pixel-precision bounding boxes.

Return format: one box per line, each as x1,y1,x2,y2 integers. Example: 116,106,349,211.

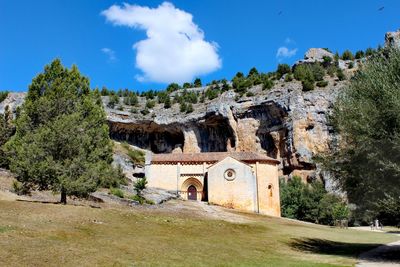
1,0,399,92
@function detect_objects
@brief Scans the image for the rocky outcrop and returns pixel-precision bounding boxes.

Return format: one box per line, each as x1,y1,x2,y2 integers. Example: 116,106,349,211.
304,48,334,62
0,93,25,115
107,78,342,183
385,29,400,47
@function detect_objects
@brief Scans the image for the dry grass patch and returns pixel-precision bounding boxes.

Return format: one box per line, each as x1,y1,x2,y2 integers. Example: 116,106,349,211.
0,200,398,267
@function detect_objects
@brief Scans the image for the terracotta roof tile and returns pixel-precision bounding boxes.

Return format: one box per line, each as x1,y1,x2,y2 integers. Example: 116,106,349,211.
150,151,280,164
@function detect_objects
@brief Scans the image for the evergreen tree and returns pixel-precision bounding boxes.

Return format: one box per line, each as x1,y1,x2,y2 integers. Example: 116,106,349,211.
164,96,171,109
193,78,202,87
276,64,291,79
0,106,14,167
4,59,123,204
320,48,400,225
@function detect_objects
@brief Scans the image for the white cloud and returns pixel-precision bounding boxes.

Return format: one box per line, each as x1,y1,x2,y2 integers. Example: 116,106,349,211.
101,2,221,84
276,46,298,59
101,47,117,62
284,37,295,44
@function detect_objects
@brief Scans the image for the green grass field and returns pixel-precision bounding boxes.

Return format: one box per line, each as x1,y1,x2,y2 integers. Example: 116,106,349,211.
0,200,398,267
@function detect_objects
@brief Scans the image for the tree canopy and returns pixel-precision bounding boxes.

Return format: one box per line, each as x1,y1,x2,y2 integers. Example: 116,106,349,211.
280,177,349,225
321,47,400,225
5,59,124,203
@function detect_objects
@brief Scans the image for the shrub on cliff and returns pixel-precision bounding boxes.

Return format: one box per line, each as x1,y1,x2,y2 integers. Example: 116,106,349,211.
145,100,155,109
301,80,314,91
320,47,400,225
355,50,365,59
186,103,194,113
4,59,124,204
107,94,119,108
276,64,291,79
123,92,138,106
0,91,9,103
341,50,354,60
193,78,202,87
294,63,325,83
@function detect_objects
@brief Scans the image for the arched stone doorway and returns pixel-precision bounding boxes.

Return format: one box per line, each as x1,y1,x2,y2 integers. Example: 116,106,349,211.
187,185,197,200
181,177,203,201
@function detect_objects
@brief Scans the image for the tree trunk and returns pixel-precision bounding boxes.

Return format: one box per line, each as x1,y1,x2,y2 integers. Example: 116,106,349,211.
60,189,67,205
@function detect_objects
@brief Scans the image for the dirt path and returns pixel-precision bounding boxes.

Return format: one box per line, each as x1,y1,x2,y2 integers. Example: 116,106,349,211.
356,239,400,267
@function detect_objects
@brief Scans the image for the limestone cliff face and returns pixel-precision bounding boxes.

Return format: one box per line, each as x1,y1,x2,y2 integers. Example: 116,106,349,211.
107,79,343,183
0,78,343,184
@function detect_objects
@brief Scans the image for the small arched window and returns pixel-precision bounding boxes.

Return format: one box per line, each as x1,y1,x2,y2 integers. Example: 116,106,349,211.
267,184,273,197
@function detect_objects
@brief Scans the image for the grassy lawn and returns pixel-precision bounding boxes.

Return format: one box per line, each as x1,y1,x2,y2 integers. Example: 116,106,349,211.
0,200,398,267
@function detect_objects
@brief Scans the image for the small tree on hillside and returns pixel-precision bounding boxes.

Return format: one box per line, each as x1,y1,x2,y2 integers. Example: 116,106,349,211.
276,64,291,79
193,78,202,87
134,177,148,197
0,106,14,167
4,59,124,204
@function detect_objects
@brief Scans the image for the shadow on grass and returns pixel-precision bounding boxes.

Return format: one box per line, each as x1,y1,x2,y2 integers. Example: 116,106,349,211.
387,231,400,234
289,238,381,258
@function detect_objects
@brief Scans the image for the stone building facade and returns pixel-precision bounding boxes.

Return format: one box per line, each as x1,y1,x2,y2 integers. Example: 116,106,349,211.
145,152,281,217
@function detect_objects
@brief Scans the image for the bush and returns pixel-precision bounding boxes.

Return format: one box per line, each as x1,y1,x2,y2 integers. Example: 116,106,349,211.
117,105,124,111
221,79,231,92
316,80,328,87
336,69,346,81
193,78,202,87
130,194,145,204
246,92,255,97
322,56,333,68
326,65,337,77
341,50,354,60
180,102,187,113
141,108,150,115
365,47,375,56
186,103,194,113
123,93,138,106
355,50,365,59
107,94,119,108
205,88,219,100
348,62,354,69
12,181,30,195
262,79,274,90
302,80,314,91
164,97,171,109
109,187,124,198
0,91,9,103
100,87,109,96
121,142,145,165
129,194,155,205
182,82,192,89
134,177,148,197
280,176,349,225
166,83,180,93
294,65,310,81
146,100,155,109
276,64,291,79
284,74,293,82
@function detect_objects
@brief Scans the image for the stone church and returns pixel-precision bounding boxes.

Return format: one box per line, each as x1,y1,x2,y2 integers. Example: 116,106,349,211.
145,151,281,217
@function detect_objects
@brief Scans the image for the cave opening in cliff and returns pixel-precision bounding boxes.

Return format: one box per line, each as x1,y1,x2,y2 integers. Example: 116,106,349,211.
109,123,184,153
259,132,278,158
198,116,236,152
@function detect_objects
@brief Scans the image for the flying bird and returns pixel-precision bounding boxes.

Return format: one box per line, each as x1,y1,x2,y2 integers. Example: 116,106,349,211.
278,11,283,15
378,6,385,11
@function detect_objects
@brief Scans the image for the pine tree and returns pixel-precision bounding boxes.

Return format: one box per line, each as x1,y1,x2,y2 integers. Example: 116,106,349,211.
4,59,123,204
